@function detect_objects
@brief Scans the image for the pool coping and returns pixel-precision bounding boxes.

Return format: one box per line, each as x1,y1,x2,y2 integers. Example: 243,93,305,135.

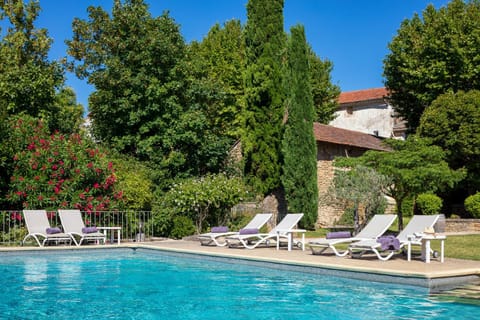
2,242,478,293
134,243,479,293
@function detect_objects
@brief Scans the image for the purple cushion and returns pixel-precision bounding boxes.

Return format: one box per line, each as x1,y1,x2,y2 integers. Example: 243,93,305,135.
376,235,400,251
82,226,98,234
211,226,229,233
46,227,62,234
239,228,259,235
326,231,351,239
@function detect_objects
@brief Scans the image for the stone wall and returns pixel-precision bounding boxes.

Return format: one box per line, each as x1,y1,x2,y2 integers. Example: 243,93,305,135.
316,142,368,227
445,219,480,233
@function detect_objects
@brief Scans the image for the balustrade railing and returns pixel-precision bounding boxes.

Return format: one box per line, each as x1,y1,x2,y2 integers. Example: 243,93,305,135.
0,210,154,246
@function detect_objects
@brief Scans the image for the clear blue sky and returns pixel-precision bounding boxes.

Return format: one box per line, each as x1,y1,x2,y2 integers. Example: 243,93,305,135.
30,0,450,110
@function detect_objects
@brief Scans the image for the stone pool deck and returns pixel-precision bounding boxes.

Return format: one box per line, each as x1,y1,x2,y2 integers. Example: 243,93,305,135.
137,239,480,292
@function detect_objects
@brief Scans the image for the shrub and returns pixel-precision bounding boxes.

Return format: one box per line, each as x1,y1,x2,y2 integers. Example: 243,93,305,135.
170,216,195,239
401,196,415,217
465,193,480,218
6,115,124,211
152,173,249,234
113,154,154,211
416,193,443,215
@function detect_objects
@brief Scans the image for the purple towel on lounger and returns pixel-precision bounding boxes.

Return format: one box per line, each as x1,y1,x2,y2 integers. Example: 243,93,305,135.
82,226,98,234
239,228,259,235
46,227,62,234
326,231,351,239
376,235,400,251
211,226,229,233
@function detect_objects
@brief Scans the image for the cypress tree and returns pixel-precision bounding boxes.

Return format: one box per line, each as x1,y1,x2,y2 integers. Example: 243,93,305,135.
242,0,286,195
282,25,318,229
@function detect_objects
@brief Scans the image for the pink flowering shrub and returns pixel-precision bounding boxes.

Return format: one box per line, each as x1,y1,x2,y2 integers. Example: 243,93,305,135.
7,115,124,211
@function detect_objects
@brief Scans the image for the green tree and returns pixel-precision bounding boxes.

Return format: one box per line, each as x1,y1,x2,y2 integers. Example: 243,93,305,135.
67,0,230,184
418,90,480,193
308,48,340,123
383,0,480,131
336,136,465,230
187,20,245,139
53,87,84,135
0,0,64,124
331,165,390,232
282,25,318,229
242,0,286,195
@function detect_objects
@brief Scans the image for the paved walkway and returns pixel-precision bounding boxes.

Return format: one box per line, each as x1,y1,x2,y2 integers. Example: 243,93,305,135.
136,239,480,291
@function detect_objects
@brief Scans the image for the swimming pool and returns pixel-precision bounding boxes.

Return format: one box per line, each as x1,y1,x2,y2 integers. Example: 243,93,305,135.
0,248,478,319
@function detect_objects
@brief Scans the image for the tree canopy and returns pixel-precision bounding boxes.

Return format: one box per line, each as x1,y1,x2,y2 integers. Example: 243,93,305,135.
336,136,465,230
0,0,65,128
66,0,230,185
383,0,480,131
308,48,340,124
418,90,480,193
187,20,245,139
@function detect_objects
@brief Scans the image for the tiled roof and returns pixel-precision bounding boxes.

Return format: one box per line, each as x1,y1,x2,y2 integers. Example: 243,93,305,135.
338,87,388,104
313,123,390,151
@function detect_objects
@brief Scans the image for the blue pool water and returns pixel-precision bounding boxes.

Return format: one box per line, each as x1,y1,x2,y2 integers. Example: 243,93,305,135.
0,249,478,319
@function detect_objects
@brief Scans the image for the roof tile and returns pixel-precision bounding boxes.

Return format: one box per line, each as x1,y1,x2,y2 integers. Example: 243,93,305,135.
313,123,390,151
338,87,388,104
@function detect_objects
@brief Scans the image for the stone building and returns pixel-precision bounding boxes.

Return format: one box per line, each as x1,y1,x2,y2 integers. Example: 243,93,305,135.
313,123,390,227
330,87,406,140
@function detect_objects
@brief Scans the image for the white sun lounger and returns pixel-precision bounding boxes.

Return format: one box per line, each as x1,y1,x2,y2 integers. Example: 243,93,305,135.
348,215,440,261
22,210,73,246
58,209,106,246
197,213,273,246
309,214,397,257
226,213,304,249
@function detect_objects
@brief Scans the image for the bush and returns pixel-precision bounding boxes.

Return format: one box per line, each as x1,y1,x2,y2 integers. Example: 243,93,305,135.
6,115,124,211
153,173,249,234
416,193,443,215
465,193,480,219
401,197,415,217
170,216,195,239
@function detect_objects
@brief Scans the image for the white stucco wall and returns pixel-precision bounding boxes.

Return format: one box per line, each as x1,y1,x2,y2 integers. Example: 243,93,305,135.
329,102,395,138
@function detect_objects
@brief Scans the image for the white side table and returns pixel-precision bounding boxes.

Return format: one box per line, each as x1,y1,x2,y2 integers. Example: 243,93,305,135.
97,226,121,245
276,229,306,251
407,233,446,263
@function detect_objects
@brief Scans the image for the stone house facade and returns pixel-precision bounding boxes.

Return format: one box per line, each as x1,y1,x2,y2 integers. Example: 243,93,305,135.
313,123,390,227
